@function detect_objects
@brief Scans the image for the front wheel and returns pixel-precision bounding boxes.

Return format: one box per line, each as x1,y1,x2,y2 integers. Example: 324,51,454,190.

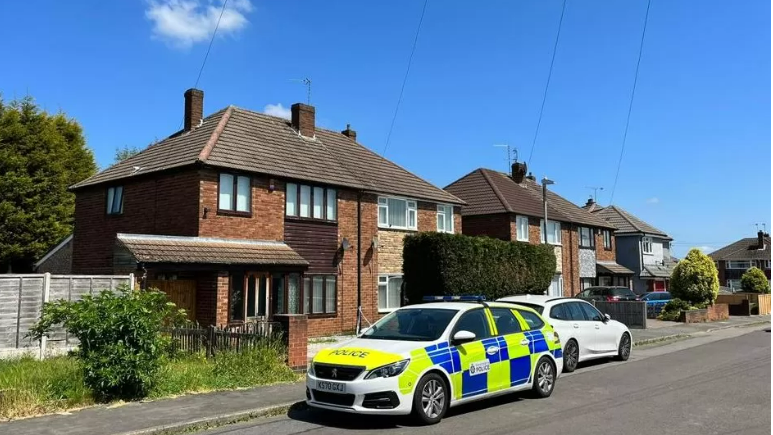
563,340,579,373
616,332,632,361
412,373,449,425
531,357,556,398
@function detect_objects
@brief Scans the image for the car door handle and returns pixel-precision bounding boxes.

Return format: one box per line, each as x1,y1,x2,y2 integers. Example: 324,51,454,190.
486,345,499,355
520,339,530,346
573,324,579,329
595,325,600,329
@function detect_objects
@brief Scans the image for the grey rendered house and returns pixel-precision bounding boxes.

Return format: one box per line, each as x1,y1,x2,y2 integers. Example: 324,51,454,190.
584,200,674,294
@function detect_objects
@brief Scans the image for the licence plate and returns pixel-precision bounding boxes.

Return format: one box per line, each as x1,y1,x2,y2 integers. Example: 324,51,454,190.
316,380,346,393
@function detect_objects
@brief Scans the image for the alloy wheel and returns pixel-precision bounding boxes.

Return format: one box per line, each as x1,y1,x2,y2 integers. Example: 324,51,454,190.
537,361,554,394
421,379,445,418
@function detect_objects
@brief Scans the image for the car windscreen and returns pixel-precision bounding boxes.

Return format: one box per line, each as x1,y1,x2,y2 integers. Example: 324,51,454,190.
360,308,458,342
610,288,636,296
504,302,544,315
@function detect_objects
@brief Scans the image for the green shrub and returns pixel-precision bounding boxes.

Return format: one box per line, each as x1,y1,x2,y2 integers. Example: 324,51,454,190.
657,298,692,321
402,232,556,303
669,249,719,306
741,267,771,294
28,286,188,402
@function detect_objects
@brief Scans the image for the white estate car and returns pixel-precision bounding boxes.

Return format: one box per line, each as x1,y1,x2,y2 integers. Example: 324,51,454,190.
497,295,632,373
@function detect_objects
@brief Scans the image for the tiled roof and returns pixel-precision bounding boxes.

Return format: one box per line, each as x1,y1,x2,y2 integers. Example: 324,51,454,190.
116,233,308,266
72,107,462,205
708,236,771,261
591,206,670,238
597,261,634,275
445,168,616,229
641,263,676,278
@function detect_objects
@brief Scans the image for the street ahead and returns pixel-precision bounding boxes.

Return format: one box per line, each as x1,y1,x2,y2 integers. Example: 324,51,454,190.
203,328,771,435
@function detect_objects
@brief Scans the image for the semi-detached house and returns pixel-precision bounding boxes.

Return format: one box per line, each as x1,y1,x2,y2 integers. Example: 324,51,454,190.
70,89,463,337
445,164,633,297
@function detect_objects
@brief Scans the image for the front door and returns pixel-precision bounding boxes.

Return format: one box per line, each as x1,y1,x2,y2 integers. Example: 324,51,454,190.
245,272,270,320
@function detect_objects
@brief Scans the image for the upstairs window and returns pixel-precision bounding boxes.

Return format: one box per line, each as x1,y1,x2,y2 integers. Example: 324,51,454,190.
106,186,124,215
603,230,612,250
286,183,337,221
642,237,653,254
579,227,594,248
218,173,251,213
726,260,753,270
378,197,417,230
516,215,529,242
540,219,562,245
437,204,454,233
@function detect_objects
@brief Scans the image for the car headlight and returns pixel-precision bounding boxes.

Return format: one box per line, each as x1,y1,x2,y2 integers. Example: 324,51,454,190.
365,359,410,379
307,363,315,376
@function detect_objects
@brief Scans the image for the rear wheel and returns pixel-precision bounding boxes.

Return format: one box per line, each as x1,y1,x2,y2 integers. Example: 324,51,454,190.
616,332,632,361
412,373,449,425
531,357,556,398
563,340,579,373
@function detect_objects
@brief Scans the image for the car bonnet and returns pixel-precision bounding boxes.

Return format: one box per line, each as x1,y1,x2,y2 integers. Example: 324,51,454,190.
312,337,427,370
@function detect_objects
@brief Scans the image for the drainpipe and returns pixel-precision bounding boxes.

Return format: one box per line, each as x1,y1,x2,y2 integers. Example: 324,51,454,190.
570,224,575,297
355,192,362,335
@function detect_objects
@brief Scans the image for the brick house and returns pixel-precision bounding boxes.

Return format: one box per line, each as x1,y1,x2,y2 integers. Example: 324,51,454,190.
708,231,771,290
585,201,675,294
444,164,631,297
70,89,463,337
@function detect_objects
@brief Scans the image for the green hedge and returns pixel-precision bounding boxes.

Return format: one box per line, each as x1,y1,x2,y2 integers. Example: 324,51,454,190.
402,232,556,304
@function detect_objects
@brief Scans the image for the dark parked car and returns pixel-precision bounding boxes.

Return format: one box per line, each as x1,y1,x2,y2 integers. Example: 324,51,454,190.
576,286,638,302
638,291,672,317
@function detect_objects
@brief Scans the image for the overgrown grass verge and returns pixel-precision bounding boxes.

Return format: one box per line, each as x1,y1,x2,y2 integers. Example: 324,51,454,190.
0,344,297,420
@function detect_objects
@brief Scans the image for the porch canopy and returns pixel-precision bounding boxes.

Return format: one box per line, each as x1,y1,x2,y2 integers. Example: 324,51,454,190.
596,261,634,275
115,233,309,267
641,264,674,279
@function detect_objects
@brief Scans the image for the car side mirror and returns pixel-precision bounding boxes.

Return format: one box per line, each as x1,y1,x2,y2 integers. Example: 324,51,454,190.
452,330,476,345
603,314,611,323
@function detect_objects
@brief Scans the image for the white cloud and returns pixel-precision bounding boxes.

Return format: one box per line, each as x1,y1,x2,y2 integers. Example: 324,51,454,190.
646,197,660,204
146,0,253,49
695,246,713,253
264,103,291,120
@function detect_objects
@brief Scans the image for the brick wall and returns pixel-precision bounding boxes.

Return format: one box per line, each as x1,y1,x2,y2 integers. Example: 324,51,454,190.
198,169,285,240
463,214,511,240
527,217,542,244
275,314,308,370
680,304,729,323
596,230,616,262
561,224,580,296
195,270,230,326
72,170,200,274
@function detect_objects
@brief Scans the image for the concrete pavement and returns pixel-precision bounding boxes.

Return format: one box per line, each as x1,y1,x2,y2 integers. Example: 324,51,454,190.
199,326,772,435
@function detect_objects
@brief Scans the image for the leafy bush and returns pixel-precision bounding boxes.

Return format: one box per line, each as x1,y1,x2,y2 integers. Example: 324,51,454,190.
741,267,771,294
402,232,556,303
657,298,692,321
29,286,188,401
669,248,719,306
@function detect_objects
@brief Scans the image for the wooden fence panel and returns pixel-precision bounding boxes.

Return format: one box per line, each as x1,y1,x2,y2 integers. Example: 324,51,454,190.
0,277,22,349
757,294,771,315
593,301,647,329
148,280,197,321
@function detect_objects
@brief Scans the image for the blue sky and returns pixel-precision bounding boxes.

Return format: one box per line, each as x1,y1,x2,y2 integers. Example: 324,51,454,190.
0,0,769,257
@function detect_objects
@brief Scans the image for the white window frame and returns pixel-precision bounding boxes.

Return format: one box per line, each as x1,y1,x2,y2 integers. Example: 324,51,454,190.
515,215,529,242
377,196,418,231
378,274,403,312
765,260,771,269
726,260,753,270
642,236,653,254
547,274,564,297
540,219,562,245
727,279,742,290
106,186,124,215
436,204,454,233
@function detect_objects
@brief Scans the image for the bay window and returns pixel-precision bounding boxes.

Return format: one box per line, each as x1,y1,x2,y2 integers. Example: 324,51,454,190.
516,215,529,242
218,173,251,213
437,204,454,233
378,275,403,312
378,197,417,230
286,183,337,221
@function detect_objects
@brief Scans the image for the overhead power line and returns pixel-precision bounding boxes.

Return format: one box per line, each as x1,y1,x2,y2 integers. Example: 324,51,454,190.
526,0,568,167
381,0,429,156
609,0,652,204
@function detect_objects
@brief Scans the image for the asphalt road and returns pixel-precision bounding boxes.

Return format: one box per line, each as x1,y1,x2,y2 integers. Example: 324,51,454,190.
201,327,771,435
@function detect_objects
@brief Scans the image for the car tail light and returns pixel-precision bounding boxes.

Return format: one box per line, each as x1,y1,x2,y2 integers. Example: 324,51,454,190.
606,296,620,302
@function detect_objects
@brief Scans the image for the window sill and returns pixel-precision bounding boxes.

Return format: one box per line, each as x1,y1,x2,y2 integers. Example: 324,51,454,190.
106,213,124,218
285,216,337,225
642,252,654,256
378,226,418,232
579,245,595,250
217,210,252,218
306,313,337,319
604,247,613,251
515,238,529,243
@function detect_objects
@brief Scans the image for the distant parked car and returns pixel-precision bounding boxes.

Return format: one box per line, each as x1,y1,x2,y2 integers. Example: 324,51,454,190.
576,286,638,302
497,295,632,373
638,291,672,317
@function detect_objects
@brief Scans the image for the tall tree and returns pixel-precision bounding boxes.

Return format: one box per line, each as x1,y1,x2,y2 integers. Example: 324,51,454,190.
114,145,140,163
0,97,97,272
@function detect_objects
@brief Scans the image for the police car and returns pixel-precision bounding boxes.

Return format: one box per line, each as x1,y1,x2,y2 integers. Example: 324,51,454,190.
306,296,563,424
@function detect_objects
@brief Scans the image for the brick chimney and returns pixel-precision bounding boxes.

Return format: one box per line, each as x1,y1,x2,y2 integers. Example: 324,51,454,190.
511,161,528,183
758,230,765,249
583,197,595,210
291,103,315,137
341,124,357,141
184,88,204,132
